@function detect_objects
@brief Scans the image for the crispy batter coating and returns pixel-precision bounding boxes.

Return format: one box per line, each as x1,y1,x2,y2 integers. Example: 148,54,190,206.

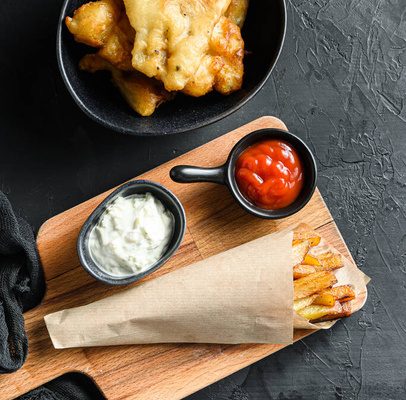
123,0,232,91
80,54,173,116
66,0,248,116
66,0,134,71
183,16,244,96
225,0,249,27
211,16,244,94
97,13,135,70
65,0,119,47
182,54,223,97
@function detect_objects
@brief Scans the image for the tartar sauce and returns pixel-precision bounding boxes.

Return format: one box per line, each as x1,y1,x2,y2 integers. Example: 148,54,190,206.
89,193,174,276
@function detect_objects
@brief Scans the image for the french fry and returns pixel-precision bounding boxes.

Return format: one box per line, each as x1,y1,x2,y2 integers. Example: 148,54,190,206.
293,295,317,312
311,301,352,323
317,252,337,260
301,252,343,270
319,285,355,303
293,271,337,300
293,231,321,247
293,257,344,279
293,265,334,279
292,241,310,266
297,301,342,322
293,264,317,279
313,292,336,307
319,253,343,270
302,253,320,266
292,225,356,323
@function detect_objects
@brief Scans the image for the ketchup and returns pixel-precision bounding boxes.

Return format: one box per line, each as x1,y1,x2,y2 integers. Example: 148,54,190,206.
235,140,304,209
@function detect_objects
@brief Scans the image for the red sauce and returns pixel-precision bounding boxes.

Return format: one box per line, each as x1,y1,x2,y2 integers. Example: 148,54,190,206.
235,140,304,209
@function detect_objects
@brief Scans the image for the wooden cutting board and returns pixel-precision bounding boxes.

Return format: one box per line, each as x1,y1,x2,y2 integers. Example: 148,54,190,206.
0,116,355,400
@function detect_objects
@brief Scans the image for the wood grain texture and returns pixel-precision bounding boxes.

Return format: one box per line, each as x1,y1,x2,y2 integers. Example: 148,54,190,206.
0,117,355,400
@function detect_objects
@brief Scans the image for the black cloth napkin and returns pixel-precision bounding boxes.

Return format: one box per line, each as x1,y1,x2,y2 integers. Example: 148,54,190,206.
17,372,105,400
0,191,44,373
0,192,104,399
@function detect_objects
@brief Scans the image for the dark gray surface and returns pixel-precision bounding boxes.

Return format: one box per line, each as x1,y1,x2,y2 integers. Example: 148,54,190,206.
0,0,405,399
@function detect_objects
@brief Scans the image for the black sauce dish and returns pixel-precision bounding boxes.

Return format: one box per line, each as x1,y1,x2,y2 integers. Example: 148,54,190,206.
77,180,186,285
170,129,317,219
57,0,286,135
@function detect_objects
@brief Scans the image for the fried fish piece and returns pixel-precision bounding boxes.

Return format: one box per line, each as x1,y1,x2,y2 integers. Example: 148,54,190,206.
225,0,249,27
97,12,135,70
65,0,120,47
80,54,173,116
183,16,244,96
123,0,232,91
212,16,244,94
66,0,134,71
182,54,223,97
67,0,247,116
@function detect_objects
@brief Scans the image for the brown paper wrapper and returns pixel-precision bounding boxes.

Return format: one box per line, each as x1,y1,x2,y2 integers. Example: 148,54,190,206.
45,229,294,348
44,224,370,348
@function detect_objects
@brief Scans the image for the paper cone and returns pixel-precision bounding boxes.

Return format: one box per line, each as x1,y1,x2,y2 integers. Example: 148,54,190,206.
44,224,370,348
45,229,294,348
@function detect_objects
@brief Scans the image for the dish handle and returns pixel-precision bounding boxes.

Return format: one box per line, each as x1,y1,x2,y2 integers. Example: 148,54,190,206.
170,165,226,185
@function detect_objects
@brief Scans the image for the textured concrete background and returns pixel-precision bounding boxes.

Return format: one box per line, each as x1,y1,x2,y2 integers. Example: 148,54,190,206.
0,0,405,399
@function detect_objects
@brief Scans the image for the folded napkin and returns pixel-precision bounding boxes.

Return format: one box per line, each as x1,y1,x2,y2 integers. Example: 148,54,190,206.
0,191,44,373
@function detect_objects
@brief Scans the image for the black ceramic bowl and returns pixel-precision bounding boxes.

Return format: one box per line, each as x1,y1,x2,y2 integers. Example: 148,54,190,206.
57,0,286,135
77,180,186,285
170,128,317,219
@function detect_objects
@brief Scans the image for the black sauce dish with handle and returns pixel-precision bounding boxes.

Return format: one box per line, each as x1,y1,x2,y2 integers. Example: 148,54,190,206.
77,180,186,285
170,128,317,219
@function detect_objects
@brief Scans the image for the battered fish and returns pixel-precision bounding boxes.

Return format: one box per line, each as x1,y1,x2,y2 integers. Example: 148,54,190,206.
183,15,244,97
225,0,249,27
66,0,134,71
123,0,232,91
66,0,249,116
80,54,173,116
65,0,120,48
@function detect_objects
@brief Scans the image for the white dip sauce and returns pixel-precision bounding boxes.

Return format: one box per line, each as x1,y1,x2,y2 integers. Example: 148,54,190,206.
89,193,174,276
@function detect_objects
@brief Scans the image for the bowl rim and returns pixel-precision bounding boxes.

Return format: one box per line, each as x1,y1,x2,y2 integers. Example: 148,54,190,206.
224,128,318,219
77,179,187,285
56,0,287,136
